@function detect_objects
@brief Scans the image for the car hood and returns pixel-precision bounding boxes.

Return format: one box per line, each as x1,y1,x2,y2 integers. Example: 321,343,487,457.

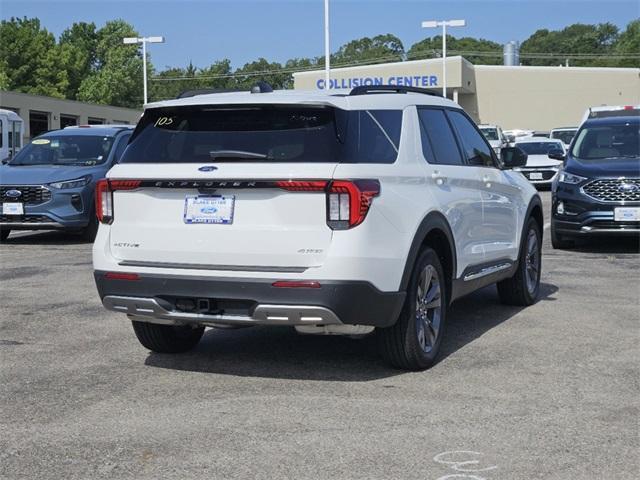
565,156,640,178
525,154,563,168
0,164,106,185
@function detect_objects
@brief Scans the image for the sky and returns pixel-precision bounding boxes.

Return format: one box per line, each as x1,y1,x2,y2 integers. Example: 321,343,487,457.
2,0,638,70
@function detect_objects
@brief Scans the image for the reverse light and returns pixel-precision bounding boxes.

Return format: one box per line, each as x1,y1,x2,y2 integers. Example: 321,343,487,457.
95,179,141,224
50,175,91,189
559,171,587,185
327,180,380,230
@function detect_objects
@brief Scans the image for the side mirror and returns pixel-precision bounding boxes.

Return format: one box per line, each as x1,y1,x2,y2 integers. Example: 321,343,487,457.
1,158,9,165
500,146,527,169
548,151,565,161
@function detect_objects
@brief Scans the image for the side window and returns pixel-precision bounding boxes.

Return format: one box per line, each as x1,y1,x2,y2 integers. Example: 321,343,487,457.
343,110,402,164
417,108,463,165
112,133,131,163
447,110,495,167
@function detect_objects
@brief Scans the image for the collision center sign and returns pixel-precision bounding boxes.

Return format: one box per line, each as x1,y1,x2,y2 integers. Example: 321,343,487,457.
317,75,439,90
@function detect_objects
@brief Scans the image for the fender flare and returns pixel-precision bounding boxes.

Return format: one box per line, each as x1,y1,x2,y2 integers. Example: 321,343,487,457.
399,211,457,293
522,193,544,243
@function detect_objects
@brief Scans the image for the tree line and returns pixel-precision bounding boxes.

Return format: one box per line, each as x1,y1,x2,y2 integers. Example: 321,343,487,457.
0,17,638,109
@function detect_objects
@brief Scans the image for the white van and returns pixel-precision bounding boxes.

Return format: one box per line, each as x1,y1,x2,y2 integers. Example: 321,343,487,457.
0,109,24,162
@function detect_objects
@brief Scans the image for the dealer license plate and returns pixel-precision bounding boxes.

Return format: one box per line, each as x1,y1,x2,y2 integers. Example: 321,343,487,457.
614,207,640,222
529,172,543,180
184,195,234,224
2,202,24,215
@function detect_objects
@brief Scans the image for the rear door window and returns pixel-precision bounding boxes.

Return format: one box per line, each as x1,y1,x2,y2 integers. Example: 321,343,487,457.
417,108,463,165
447,110,495,167
120,105,402,164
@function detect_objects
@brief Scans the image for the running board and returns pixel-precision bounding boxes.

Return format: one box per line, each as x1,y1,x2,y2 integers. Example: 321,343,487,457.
463,262,512,282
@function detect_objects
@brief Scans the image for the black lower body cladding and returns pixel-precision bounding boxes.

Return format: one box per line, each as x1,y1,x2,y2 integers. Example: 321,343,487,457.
94,271,406,328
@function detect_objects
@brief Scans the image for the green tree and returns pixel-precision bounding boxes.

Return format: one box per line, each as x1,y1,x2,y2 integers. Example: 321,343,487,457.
614,19,640,67
0,17,67,97
332,34,404,66
58,22,97,99
408,35,502,65
520,23,620,66
77,19,145,107
233,58,288,89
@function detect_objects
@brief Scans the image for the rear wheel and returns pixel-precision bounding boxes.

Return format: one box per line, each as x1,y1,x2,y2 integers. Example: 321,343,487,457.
497,217,541,306
131,320,205,353
0,228,10,241
551,223,574,249
378,248,447,370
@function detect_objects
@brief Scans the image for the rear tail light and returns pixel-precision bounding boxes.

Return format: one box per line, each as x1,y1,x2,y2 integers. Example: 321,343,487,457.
327,180,380,229
275,179,380,230
95,179,141,224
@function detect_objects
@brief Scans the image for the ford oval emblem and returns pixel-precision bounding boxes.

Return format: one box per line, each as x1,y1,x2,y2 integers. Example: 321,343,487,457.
619,183,639,193
200,206,217,214
4,189,22,198
198,166,218,172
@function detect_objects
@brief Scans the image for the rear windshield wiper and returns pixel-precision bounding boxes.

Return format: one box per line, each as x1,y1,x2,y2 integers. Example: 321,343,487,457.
209,150,268,160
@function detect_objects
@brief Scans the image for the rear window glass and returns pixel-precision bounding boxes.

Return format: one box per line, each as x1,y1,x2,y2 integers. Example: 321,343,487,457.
120,105,402,164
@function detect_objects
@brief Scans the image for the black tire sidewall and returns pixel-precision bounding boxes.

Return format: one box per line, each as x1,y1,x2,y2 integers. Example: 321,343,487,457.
519,219,542,303
401,248,447,368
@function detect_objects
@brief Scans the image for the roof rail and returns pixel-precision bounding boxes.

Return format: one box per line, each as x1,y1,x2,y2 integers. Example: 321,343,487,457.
349,85,442,97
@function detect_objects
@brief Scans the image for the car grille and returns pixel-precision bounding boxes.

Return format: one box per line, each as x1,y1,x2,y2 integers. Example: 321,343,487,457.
582,179,640,203
0,185,52,205
520,168,557,181
0,215,52,223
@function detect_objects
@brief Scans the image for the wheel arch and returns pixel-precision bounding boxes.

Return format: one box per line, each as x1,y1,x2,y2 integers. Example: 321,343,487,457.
399,211,457,305
524,194,544,242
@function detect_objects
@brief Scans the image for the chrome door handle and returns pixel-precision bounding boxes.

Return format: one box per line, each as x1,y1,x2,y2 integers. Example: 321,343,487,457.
432,171,447,185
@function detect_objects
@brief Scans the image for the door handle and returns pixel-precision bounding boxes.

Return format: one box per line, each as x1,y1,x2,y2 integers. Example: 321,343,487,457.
431,171,447,185
482,175,492,188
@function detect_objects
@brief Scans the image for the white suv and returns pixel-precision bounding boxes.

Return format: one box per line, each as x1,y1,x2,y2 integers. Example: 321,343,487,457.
93,85,543,370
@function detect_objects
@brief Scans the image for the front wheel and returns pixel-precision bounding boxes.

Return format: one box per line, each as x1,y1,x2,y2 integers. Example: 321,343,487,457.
378,248,447,370
497,217,541,306
131,320,205,353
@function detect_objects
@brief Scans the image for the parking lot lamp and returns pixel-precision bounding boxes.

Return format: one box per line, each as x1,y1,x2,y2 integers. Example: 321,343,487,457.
123,36,165,105
421,19,466,98
324,0,330,90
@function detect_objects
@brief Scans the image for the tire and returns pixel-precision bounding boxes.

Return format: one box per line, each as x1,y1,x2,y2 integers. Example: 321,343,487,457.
80,214,99,242
497,217,541,306
131,320,205,353
551,223,574,249
378,248,447,370
0,228,10,241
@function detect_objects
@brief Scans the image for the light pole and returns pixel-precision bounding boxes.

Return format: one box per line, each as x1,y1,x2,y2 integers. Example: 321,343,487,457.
123,36,165,104
421,19,466,98
324,0,330,90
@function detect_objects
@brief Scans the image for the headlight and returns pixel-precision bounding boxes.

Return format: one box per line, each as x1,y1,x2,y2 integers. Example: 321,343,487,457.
558,171,586,184
50,175,91,189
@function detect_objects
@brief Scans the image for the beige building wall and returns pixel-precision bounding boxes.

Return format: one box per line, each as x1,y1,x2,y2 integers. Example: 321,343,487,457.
0,90,142,141
466,65,640,130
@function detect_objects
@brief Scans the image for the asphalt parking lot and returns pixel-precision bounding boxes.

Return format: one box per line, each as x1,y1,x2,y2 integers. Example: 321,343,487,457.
1,191,638,480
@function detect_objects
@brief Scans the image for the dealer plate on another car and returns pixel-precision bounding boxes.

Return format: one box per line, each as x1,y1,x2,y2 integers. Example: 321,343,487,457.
184,195,235,224
528,172,543,180
614,207,640,222
2,202,24,215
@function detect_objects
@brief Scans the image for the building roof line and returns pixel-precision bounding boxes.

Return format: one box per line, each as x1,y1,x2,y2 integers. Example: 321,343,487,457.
0,90,142,113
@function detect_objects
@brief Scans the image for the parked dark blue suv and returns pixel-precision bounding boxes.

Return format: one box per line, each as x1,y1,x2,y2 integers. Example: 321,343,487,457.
551,114,640,248
0,125,133,241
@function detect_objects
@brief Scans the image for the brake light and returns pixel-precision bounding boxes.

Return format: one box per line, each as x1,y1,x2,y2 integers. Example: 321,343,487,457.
327,180,380,229
275,180,328,191
95,179,141,224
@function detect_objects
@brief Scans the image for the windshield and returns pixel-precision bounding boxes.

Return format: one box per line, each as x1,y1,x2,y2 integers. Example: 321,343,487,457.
121,105,402,164
571,122,640,160
515,141,564,155
480,127,499,141
550,130,576,145
9,135,115,166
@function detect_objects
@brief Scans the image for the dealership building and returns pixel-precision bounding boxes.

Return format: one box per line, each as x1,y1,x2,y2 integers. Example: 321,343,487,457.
293,56,640,130
0,90,141,143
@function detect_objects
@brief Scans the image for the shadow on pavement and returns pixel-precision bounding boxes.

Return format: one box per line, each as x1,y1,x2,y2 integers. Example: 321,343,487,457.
567,236,640,254
3,230,88,245
144,282,559,381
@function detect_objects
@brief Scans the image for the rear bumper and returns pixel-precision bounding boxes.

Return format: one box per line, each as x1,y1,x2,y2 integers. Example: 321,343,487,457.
94,271,406,328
